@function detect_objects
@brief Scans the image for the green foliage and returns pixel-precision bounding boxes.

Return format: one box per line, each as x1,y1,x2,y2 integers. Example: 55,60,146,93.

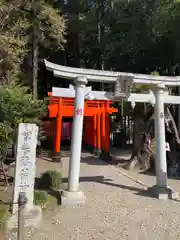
64,0,180,76
0,85,46,156
0,86,45,123
0,203,10,230
34,190,48,208
37,3,66,49
0,0,66,85
39,170,62,190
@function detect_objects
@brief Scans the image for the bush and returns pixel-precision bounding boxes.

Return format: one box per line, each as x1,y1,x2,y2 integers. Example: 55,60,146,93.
34,190,48,208
0,85,47,157
38,170,62,190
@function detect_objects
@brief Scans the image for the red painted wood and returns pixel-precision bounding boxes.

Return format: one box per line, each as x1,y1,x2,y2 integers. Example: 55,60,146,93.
43,95,117,154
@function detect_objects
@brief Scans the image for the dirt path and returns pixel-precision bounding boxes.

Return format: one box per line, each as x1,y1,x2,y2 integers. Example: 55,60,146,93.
31,152,180,240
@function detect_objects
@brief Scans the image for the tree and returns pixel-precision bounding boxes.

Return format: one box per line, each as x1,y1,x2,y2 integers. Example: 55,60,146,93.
63,0,180,75
127,97,180,171
0,84,46,185
0,0,66,96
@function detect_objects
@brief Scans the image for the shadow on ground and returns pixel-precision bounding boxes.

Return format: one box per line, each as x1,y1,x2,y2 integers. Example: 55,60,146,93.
61,175,158,199
38,148,71,162
81,153,130,167
81,155,104,165
81,152,180,181
47,190,62,205
38,148,131,167
140,168,180,181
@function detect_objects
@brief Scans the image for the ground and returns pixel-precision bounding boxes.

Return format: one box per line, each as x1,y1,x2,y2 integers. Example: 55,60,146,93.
3,150,180,239
26,150,180,240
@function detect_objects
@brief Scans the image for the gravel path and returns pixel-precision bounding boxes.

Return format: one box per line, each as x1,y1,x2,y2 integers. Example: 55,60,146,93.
31,152,180,240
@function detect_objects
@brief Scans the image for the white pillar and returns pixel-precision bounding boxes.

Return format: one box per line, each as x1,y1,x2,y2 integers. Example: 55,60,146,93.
68,76,87,192
154,84,167,187
178,87,180,131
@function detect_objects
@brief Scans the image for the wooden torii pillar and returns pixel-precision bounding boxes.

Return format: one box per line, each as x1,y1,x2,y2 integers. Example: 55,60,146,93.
54,99,62,160
49,88,117,160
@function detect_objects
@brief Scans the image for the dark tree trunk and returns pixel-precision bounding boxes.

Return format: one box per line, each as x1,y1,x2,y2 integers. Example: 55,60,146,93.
127,118,147,170
32,38,38,100
127,106,179,171
32,0,39,100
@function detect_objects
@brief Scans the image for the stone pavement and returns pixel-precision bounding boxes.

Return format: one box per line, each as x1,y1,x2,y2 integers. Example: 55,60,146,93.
31,152,180,240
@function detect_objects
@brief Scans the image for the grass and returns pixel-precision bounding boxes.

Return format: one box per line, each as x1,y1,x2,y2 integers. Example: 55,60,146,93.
34,190,48,208
0,189,59,238
34,170,63,209
0,202,10,230
34,190,60,209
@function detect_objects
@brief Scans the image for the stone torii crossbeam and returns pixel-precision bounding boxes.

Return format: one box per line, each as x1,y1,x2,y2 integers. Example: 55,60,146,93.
45,60,180,203
52,85,180,105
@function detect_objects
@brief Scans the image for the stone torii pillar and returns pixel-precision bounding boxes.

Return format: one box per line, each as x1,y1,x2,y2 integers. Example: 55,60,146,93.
45,60,180,201
154,84,167,188
61,76,87,205
148,84,177,200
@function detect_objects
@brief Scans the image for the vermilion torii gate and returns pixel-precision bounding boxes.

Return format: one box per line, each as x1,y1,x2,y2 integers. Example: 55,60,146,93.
45,60,180,203
48,87,118,158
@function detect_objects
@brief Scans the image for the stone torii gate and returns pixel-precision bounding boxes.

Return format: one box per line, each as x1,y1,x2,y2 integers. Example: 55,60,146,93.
45,60,180,203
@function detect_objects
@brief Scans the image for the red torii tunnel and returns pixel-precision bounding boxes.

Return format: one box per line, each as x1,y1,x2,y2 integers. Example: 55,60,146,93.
45,92,118,158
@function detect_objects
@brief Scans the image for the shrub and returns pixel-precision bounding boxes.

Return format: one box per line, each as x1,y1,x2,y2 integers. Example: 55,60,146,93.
38,170,62,190
34,190,48,208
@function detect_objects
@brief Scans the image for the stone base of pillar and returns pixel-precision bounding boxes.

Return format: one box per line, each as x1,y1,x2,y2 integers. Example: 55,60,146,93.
7,205,42,231
52,152,62,162
100,151,112,162
147,185,178,200
61,190,86,206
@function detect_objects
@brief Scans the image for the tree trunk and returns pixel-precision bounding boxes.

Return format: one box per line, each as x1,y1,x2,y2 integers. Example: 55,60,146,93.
166,107,180,147
127,118,146,169
32,0,39,100
32,39,38,100
127,106,180,171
